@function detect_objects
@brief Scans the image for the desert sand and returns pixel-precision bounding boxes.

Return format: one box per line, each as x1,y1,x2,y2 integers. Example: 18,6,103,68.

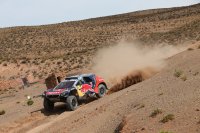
0,3,200,133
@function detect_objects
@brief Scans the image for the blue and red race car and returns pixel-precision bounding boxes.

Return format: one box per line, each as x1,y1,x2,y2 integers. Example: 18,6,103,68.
42,74,108,111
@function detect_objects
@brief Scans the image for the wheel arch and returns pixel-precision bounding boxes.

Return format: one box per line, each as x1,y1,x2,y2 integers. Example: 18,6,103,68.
69,89,78,97
98,82,108,90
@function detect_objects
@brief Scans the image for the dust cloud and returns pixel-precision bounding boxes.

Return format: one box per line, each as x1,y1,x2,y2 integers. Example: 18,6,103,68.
92,42,185,89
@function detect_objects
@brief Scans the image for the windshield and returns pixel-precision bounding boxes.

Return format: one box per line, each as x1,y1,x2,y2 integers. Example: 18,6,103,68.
54,80,75,90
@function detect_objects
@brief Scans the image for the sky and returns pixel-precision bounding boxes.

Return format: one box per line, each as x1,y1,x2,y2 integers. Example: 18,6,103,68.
0,0,199,28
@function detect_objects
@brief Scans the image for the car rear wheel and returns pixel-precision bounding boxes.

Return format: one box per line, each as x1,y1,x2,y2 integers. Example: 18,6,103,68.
66,95,78,111
97,84,106,98
43,98,54,112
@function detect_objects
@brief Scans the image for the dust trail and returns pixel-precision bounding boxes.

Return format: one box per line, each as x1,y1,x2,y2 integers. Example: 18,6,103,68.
92,42,185,91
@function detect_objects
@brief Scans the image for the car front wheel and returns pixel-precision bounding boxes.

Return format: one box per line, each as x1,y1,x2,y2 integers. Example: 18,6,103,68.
66,95,78,111
43,98,54,112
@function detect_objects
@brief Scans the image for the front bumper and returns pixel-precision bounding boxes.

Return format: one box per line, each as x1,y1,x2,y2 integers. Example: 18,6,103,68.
45,94,67,102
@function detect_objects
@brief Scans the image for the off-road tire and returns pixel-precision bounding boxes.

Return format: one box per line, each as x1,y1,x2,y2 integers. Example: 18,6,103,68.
66,95,78,111
97,84,106,98
43,98,54,112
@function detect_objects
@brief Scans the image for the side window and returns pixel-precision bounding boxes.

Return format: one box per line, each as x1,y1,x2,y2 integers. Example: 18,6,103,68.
76,80,83,86
83,77,92,84
81,76,96,89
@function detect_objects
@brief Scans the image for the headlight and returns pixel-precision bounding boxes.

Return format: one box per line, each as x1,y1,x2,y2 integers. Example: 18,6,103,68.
42,91,46,97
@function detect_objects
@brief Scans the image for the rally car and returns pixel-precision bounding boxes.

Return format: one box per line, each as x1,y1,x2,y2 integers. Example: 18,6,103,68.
42,74,108,111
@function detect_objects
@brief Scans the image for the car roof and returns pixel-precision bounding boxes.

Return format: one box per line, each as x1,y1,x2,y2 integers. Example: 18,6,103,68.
65,73,95,80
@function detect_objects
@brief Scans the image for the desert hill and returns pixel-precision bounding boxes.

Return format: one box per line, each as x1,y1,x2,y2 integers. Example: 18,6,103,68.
0,3,199,82
28,47,200,133
0,3,200,133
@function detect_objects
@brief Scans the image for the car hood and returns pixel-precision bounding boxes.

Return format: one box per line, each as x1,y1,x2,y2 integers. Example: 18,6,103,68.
46,88,66,95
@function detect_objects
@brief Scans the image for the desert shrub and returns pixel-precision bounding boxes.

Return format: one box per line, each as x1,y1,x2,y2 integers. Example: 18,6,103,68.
38,74,43,79
3,63,7,66
27,99,34,106
32,71,37,77
137,104,145,109
197,120,200,124
63,56,68,61
158,93,163,96
160,114,174,123
32,60,39,65
41,59,45,63
84,60,90,64
21,59,27,64
150,109,162,117
45,62,50,66
174,69,183,77
181,75,187,81
0,110,5,115
187,48,193,51
198,45,200,49
57,61,62,65
160,131,173,133
193,72,199,76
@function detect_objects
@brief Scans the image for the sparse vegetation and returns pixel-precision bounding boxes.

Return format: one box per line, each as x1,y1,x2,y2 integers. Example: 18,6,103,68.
161,114,175,123
3,63,7,66
137,104,145,109
181,75,187,81
21,60,27,64
187,48,194,51
150,109,162,118
0,4,199,81
193,72,199,76
27,99,34,106
0,110,5,115
160,131,173,133
0,3,199,132
174,69,183,77
198,45,200,49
